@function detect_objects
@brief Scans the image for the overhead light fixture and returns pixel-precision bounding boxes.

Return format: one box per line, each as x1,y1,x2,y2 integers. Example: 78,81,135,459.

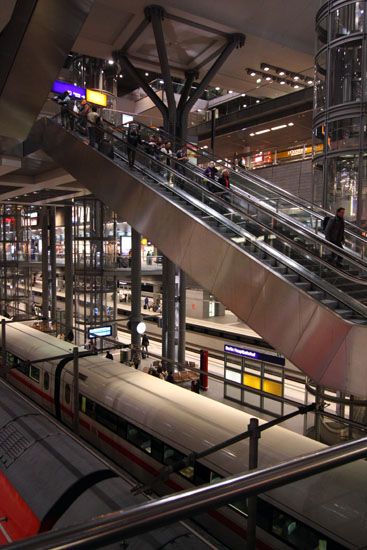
293,76,300,81
250,71,256,77
288,122,294,126
159,79,164,84
228,90,234,93
241,93,246,97
256,78,262,84
271,124,287,131
263,66,270,71
145,72,149,76
242,104,247,108
202,145,208,149
249,133,255,136
265,76,272,81
279,70,285,76
307,79,313,85
119,74,123,78
280,80,286,85
256,99,260,103
255,129,271,135
108,59,114,65
215,86,221,90
294,84,300,89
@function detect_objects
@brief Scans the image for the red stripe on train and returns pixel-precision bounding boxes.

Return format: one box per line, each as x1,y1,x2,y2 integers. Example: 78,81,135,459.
0,471,40,545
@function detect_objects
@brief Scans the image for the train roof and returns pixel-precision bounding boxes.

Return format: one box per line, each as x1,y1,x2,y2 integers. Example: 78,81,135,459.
75,357,367,548
0,381,216,549
1,320,74,362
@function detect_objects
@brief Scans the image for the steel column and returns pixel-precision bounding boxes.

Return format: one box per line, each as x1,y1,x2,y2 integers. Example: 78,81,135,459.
178,268,186,367
131,228,142,355
49,206,57,322
64,206,74,337
246,418,260,549
41,206,49,320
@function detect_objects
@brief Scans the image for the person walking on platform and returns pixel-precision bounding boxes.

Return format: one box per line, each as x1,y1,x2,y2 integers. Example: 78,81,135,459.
105,350,113,360
325,207,345,267
127,121,141,168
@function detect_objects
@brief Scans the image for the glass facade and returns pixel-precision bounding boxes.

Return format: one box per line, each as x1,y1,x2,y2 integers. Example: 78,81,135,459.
313,0,367,222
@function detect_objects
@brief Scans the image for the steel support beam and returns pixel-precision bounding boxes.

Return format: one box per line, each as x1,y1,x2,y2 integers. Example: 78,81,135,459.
119,18,150,54
118,55,168,120
178,269,186,367
49,206,57,322
182,33,245,118
147,5,176,133
165,257,176,369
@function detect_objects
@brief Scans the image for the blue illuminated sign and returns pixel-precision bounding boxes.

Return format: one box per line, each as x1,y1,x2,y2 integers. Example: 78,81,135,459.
52,80,86,99
224,344,285,366
88,325,112,339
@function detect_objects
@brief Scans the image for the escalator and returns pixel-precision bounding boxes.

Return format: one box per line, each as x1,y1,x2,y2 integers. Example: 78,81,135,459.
125,120,367,259
27,115,367,397
0,0,93,146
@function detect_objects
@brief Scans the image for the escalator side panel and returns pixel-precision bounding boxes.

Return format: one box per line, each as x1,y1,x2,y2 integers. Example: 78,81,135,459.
33,118,366,397
0,0,94,145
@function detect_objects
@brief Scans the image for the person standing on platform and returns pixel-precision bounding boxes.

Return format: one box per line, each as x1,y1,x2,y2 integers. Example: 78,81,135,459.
105,350,113,360
325,207,345,267
142,333,149,358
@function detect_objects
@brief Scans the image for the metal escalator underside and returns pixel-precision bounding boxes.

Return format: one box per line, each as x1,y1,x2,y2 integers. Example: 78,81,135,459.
32,117,367,397
0,0,93,147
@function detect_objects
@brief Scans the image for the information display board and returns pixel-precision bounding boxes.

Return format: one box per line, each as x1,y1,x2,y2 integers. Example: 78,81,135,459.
88,325,112,339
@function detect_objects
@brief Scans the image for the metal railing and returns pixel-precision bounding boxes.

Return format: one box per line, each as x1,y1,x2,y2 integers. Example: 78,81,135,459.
6,436,367,549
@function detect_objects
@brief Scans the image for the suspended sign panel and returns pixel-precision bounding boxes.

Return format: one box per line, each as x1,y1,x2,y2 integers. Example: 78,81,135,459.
86,89,107,107
52,80,86,99
88,325,112,339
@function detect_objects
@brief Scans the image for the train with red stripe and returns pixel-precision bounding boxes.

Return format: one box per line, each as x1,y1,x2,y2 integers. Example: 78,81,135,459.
0,380,208,548
3,319,366,549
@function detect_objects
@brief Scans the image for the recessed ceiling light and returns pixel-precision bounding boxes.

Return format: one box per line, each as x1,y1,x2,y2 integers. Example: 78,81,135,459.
119,74,123,78
256,78,262,84
228,90,234,93
250,133,255,136
255,129,271,135
263,66,270,71
294,76,300,81
288,122,294,126
241,93,246,97
279,71,285,76
256,99,260,103
294,84,300,89
242,104,247,108
250,72,256,77
280,80,286,85
108,59,114,65
265,76,272,81
215,86,220,90
307,80,313,85
145,72,149,76
271,124,287,131
159,79,164,84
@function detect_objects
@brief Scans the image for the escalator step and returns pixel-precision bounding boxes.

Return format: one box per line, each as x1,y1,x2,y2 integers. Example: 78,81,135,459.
321,299,338,309
307,290,324,300
334,309,354,318
284,274,299,283
295,282,312,291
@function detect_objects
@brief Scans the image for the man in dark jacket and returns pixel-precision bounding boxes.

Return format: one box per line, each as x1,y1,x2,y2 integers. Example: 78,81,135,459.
325,207,345,267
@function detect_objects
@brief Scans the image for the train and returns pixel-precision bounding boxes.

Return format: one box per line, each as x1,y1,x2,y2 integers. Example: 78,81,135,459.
2,319,366,549
0,379,212,548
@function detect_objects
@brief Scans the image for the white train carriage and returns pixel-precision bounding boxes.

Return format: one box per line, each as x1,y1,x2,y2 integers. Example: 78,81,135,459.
2,320,366,549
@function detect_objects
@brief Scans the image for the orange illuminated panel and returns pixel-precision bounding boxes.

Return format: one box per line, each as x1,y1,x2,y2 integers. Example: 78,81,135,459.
263,379,283,397
243,373,261,390
86,89,107,107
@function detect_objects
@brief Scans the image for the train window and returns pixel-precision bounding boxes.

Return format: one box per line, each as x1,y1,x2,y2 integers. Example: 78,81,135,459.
30,365,40,383
16,359,29,376
163,446,184,466
117,417,127,438
194,462,211,485
95,404,118,433
65,384,71,404
127,424,151,454
43,372,50,390
150,438,164,462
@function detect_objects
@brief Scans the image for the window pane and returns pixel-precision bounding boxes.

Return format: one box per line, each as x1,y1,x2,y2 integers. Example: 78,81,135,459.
30,365,40,383
127,424,152,453
95,404,118,433
330,42,362,106
195,462,211,485
163,445,184,466
43,372,49,390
